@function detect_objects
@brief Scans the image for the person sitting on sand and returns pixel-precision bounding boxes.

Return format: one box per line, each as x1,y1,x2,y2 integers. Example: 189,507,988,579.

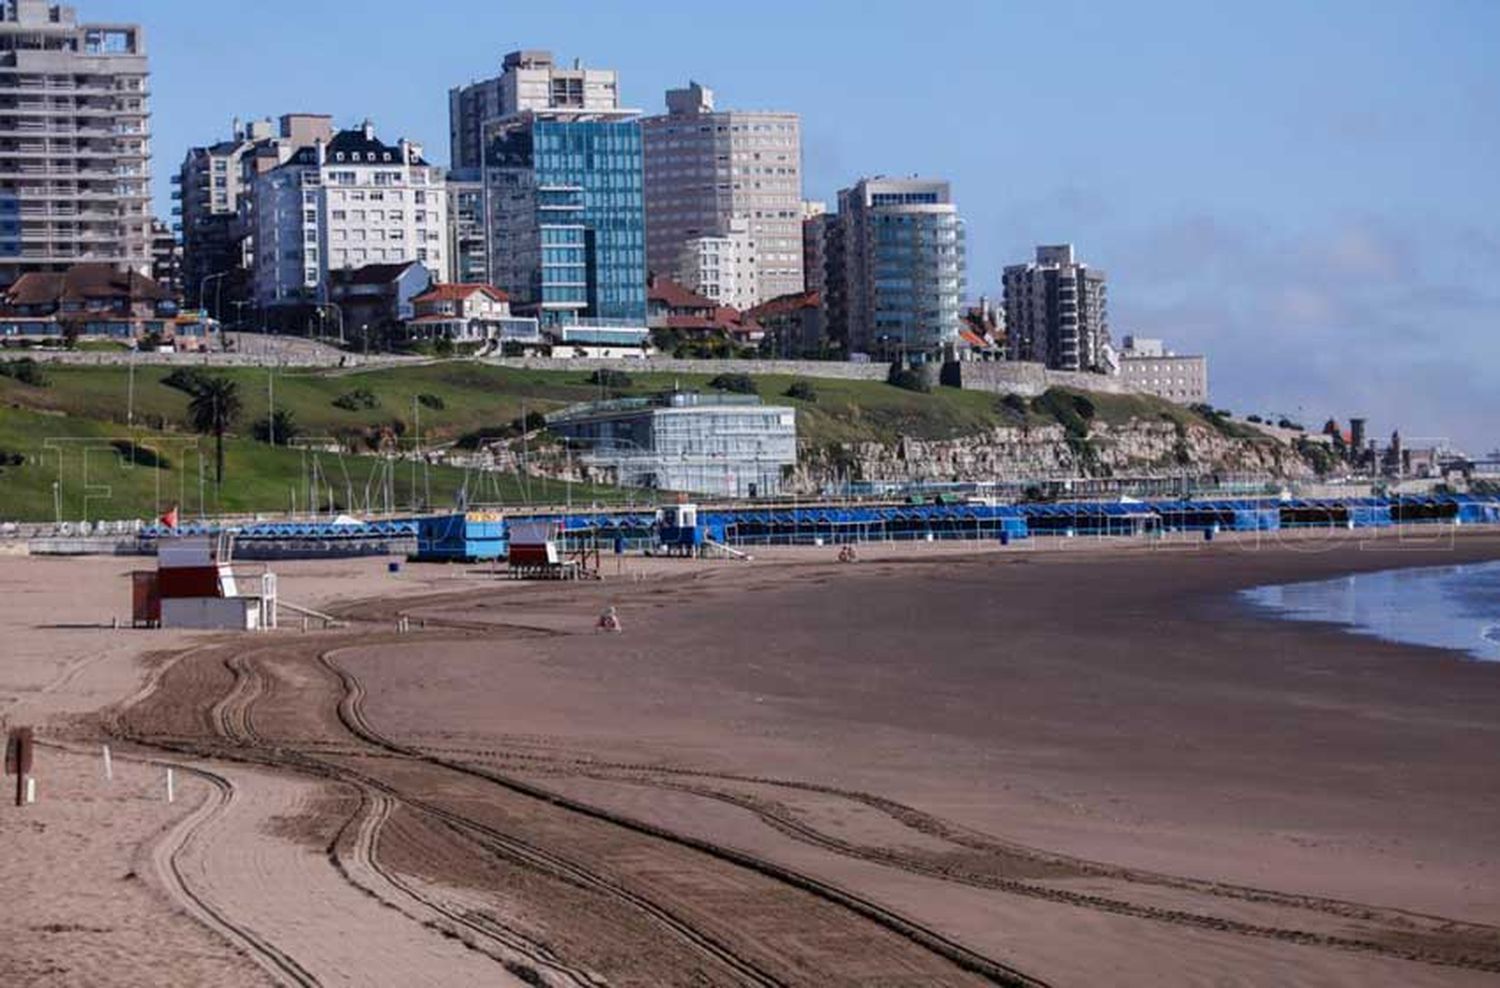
597,606,622,633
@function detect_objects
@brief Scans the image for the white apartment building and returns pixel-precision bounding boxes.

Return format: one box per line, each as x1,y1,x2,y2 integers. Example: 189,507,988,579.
252,121,449,307
642,82,803,305
1117,335,1208,404
449,49,622,171
176,113,332,307
675,215,757,311
0,0,150,284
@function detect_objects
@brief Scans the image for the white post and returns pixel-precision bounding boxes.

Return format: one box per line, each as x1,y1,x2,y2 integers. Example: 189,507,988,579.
165,767,175,804
102,744,113,782
25,776,36,804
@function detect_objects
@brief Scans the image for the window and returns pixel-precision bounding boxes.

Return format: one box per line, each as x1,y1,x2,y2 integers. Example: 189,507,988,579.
331,210,345,221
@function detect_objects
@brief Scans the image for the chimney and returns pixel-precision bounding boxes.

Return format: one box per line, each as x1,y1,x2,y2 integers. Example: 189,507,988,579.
361,118,376,141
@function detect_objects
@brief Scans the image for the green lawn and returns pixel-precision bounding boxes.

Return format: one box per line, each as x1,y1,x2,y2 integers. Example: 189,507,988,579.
0,361,1196,449
0,360,1241,521
0,404,629,523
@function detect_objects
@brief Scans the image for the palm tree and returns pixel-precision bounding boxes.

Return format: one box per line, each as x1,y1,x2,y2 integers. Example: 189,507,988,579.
186,375,242,485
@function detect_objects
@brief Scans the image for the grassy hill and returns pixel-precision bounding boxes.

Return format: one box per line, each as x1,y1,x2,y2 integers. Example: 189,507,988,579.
0,360,1225,445
0,359,1257,522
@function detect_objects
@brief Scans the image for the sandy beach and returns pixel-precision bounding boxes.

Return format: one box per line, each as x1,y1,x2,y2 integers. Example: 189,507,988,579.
5,530,1500,985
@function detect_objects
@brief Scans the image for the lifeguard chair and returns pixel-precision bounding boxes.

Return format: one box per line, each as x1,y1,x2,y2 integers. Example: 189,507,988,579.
656,503,702,557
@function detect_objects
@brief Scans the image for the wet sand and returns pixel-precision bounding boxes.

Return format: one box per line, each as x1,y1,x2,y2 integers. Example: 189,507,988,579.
344,532,1500,984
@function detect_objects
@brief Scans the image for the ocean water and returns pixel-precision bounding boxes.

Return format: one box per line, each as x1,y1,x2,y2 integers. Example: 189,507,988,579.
1242,560,1500,662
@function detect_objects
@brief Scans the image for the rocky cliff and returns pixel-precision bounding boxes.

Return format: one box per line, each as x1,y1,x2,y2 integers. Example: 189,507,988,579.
791,418,1311,491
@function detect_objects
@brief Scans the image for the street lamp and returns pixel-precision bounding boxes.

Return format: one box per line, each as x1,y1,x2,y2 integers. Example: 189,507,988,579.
199,271,228,350
312,302,344,345
230,299,250,351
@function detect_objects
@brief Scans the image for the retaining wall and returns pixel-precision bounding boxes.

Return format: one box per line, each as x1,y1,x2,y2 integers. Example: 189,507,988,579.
940,361,1128,397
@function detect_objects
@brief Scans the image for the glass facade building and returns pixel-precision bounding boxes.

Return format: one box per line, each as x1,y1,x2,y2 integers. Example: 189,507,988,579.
548,392,797,498
484,116,647,326
830,178,966,357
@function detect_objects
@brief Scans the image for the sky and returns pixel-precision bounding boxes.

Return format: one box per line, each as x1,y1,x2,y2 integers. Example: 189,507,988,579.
88,0,1500,454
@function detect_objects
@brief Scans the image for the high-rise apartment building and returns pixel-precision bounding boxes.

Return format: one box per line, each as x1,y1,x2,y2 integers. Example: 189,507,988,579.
459,51,646,326
1002,244,1108,372
800,200,828,297
484,114,645,325
251,121,448,309
148,217,180,299
176,113,332,309
444,168,487,284
0,1,150,285
826,178,965,356
641,82,803,305
449,49,620,172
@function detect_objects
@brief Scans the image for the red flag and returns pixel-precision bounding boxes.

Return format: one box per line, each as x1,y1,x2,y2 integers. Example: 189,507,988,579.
161,504,179,530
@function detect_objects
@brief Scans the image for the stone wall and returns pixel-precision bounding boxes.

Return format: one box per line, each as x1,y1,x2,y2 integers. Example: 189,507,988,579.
939,361,1127,397
480,356,891,381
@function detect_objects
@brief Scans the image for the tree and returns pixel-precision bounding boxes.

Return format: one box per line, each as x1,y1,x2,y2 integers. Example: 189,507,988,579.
186,375,242,484
252,408,299,447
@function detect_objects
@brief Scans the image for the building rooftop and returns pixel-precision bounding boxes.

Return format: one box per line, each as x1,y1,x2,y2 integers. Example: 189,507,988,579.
413,283,508,304
6,265,170,307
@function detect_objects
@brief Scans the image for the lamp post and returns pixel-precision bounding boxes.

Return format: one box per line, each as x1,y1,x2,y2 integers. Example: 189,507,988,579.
312,302,344,345
199,271,228,350
230,299,250,351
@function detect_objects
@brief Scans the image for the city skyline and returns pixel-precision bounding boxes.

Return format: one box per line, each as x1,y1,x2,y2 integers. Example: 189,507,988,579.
75,0,1500,451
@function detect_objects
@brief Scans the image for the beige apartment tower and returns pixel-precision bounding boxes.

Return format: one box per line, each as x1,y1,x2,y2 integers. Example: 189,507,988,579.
642,82,803,306
0,1,150,284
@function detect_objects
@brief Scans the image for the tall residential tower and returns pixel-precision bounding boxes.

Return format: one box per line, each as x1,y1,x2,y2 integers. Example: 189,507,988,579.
459,51,646,326
642,82,803,306
0,1,150,284
827,178,965,356
1002,244,1109,372
449,50,621,171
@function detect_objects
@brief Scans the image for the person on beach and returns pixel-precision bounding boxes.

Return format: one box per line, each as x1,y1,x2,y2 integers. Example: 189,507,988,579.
597,606,622,633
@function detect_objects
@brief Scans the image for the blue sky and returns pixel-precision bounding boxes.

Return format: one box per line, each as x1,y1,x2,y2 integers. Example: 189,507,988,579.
94,0,1500,453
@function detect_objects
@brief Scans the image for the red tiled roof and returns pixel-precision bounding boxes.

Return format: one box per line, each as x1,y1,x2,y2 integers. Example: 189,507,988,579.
647,274,718,312
745,290,820,320
6,265,169,307
412,283,508,304
959,329,989,348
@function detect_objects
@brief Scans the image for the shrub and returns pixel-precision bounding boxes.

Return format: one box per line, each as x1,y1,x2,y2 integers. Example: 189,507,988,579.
514,410,548,434
588,369,632,389
0,357,49,387
784,380,818,403
162,366,212,395
886,366,931,394
999,393,1029,419
709,372,757,395
1030,389,1093,439
416,392,446,411
332,387,380,411
0,447,24,467
1246,414,1263,424
109,440,171,469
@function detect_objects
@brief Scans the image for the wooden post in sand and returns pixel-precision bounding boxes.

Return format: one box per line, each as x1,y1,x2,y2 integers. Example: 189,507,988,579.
102,744,113,782
165,767,175,804
6,726,34,808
